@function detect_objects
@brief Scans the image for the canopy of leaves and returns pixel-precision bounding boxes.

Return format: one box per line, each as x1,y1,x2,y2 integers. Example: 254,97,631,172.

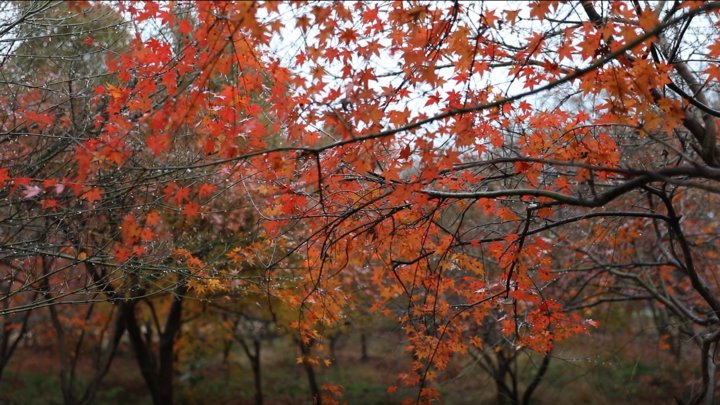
1,1,720,403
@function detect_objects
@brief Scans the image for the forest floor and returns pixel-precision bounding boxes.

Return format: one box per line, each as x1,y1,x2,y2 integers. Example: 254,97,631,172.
0,312,698,404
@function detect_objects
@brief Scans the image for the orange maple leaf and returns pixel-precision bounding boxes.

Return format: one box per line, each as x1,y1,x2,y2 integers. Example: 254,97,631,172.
82,187,103,203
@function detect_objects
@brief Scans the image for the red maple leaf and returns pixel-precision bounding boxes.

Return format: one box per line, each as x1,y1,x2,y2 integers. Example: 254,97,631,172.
0,168,9,187
198,183,217,199
82,187,103,203
182,202,200,219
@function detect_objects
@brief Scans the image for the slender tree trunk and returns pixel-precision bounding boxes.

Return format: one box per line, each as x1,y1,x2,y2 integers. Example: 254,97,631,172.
237,333,264,405
42,257,78,405
522,350,551,405
123,301,160,403
328,334,338,366
222,339,233,365
123,290,185,405
495,365,516,405
495,350,518,405
299,339,322,405
0,302,32,382
252,337,263,405
360,332,368,362
78,306,126,405
157,295,183,405
48,302,76,405
693,340,717,405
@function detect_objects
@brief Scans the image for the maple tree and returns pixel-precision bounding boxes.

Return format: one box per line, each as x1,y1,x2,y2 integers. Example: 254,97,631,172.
2,0,720,403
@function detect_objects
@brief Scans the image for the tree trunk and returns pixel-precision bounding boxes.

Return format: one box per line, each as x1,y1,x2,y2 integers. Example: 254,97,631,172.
78,306,126,405
360,332,368,362
299,339,322,405
43,258,78,405
157,295,183,405
48,302,76,405
0,263,34,383
691,339,717,405
494,350,518,405
123,290,184,405
495,367,517,405
252,336,263,405
237,333,264,405
123,301,160,403
0,303,32,382
328,334,338,366
522,350,551,405
222,339,233,365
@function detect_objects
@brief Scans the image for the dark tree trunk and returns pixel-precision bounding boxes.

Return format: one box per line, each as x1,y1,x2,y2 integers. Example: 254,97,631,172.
123,289,184,405
157,296,182,405
495,364,517,405
47,301,76,405
0,260,34,382
124,301,160,404
494,349,519,405
360,332,368,362
0,299,32,382
299,339,322,405
522,350,551,405
252,337,263,405
222,339,233,365
78,306,126,405
237,333,263,405
328,334,338,366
